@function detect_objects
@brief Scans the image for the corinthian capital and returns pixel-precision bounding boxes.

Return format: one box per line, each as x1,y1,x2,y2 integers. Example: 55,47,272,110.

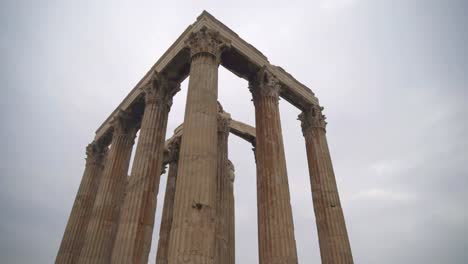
217,102,231,134
167,136,181,163
185,26,230,61
110,109,137,136
85,141,107,164
298,104,327,134
217,114,231,134
249,67,281,102
227,160,235,183
143,71,180,108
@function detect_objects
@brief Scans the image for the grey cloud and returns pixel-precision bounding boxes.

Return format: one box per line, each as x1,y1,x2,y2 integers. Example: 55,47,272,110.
1,0,467,263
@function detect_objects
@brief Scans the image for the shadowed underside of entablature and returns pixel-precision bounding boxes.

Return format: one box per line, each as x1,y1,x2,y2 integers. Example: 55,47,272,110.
94,11,318,145
162,113,256,164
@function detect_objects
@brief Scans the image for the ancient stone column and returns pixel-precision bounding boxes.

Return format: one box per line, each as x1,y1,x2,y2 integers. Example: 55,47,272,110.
250,139,258,165
168,26,229,263
156,137,181,264
214,111,233,264
56,142,107,264
78,110,137,264
298,105,354,264
226,160,235,264
250,68,298,264
111,72,180,264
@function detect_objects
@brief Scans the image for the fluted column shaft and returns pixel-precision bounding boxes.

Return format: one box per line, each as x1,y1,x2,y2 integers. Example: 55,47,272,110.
111,73,179,264
78,111,137,264
56,143,107,264
156,138,181,264
250,68,298,264
168,27,228,263
226,160,235,264
299,106,353,264
214,114,234,264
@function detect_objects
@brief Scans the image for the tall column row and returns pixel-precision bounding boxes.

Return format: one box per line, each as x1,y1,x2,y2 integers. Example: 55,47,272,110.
78,110,138,264
57,25,354,264
56,142,107,264
167,26,229,263
250,68,299,264
215,110,235,264
299,105,354,264
156,137,181,264
226,160,236,264
57,70,180,264
111,72,180,264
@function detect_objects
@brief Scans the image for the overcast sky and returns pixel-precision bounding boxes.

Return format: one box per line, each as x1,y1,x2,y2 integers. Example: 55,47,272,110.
1,0,468,263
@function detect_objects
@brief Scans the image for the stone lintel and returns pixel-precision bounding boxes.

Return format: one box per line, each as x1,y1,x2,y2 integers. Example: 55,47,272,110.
162,117,255,165
229,119,256,143
94,11,318,143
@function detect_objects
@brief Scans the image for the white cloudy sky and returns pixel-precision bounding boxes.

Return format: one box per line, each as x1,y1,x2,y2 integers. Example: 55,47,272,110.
1,0,467,263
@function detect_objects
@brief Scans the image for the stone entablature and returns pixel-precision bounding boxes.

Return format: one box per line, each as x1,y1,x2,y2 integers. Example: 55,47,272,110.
143,71,180,108
162,115,257,163
298,104,328,133
94,11,318,142
57,12,353,264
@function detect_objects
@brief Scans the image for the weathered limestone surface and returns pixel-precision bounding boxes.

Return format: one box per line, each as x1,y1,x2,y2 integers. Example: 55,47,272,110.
229,119,256,143
94,12,318,142
226,160,235,264
58,12,355,264
168,27,229,263
56,142,107,264
78,111,137,264
250,68,298,264
156,137,181,264
111,73,180,264
214,111,234,264
299,105,354,264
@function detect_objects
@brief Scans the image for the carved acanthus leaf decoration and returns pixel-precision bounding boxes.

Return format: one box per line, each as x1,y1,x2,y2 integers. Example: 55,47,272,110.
227,160,235,183
298,104,327,133
217,114,231,134
143,70,180,108
85,141,107,164
185,26,230,61
167,136,181,163
110,109,137,135
249,67,281,102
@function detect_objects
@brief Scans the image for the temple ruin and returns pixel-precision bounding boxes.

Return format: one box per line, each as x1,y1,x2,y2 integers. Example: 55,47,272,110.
56,11,353,264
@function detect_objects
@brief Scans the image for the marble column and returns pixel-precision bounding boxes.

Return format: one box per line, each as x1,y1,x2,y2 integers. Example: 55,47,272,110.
226,160,235,264
111,72,180,264
156,137,181,264
78,110,137,264
250,68,298,264
298,105,353,264
168,26,229,263
214,111,233,264
251,139,257,164
56,142,107,264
